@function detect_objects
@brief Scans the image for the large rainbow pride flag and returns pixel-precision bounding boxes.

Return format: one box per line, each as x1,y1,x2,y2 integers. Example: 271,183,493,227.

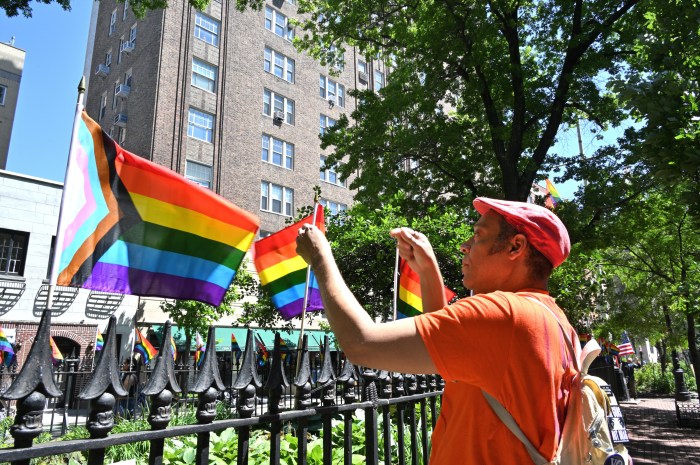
396,258,456,319
252,205,325,320
545,178,562,208
52,110,259,306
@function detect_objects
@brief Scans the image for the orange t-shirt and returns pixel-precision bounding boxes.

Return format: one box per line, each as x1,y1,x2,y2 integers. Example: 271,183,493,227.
414,290,578,464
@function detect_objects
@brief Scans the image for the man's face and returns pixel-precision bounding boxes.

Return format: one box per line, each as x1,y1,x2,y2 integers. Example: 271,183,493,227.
460,210,514,294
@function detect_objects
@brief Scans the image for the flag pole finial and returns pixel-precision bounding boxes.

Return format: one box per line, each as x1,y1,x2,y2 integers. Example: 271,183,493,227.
78,76,86,95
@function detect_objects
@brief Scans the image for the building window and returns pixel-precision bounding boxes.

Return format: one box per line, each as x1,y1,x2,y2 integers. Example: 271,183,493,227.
319,75,345,107
105,50,112,67
185,160,213,188
319,199,347,215
123,0,129,20
358,60,367,74
129,24,137,47
262,134,294,169
264,6,294,41
374,70,384,91
192,58,217,93
124,70,133,87
0,85,6,106
319,114,336,136
0,229,29,276
118,126,126,145
261,181,294,216
118,37,125,64
187,108,214,143
264,47,294,83
320,155,346,187
263,89,295,125
109,9,117,35
112,80,120,109
194,12,220,47
99,94,107,121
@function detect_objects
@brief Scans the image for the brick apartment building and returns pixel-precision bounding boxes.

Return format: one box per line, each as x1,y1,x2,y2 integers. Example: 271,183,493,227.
83,0,388,235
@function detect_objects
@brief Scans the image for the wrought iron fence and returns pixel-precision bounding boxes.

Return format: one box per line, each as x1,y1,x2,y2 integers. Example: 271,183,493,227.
0,314,442,465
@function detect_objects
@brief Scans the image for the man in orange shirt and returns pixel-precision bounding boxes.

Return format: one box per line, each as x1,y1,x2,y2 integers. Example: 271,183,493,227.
296,197,575,463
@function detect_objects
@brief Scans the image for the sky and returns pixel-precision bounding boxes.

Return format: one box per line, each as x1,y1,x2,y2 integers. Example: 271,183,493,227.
1,1,93,182
0,2,620,200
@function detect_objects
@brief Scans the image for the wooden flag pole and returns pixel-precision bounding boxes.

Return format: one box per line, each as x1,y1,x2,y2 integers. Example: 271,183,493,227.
47,77,86,318
392,247,400,321
296,201,321,375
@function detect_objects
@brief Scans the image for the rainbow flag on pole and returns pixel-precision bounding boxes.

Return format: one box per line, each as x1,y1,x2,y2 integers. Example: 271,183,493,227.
95,328,104,351
0,327,14,367
545,179,562,209
252,204,325,320
51,110,260,306
134,328,157,364
50,336,64,363
396,258,456,319
230,332,241,361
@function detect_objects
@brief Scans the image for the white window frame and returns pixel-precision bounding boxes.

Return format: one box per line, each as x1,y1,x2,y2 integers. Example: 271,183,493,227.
109,9,117,35
264,47,295,83
320,155,346,187
99,94,107,121
374,70,385,91
194,12,220,47
112,80,120,109
264,6,294,41
262,134,294,170
261,181,294,216
192,58,217,93
319,114,336,136
124,70,133,87
185,160,213,189
263,89,295,125
123,0,129,20
0,85,6,106
320,199,347,215
105,50,112,67
187,108,215,143
118,126,126,145
129,23,137,47
320,75,345,107
118,37,125,64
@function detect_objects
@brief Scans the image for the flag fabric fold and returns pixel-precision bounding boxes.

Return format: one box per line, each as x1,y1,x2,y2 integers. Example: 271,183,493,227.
396,257,456,319
134,328,157,364
618,331,635,357
252,205,325,320
95,328,104,351
53,110,260,306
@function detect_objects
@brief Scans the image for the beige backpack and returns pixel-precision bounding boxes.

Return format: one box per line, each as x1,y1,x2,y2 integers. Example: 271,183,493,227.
483,298,631,465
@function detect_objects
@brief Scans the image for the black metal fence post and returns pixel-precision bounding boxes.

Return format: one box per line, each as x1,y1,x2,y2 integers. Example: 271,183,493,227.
233,329,263,465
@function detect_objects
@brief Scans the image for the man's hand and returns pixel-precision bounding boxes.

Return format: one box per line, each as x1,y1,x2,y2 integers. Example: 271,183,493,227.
296,223,332,267
390,227,439,274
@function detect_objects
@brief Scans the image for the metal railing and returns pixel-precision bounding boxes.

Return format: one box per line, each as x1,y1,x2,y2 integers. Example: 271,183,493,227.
0,314,442,465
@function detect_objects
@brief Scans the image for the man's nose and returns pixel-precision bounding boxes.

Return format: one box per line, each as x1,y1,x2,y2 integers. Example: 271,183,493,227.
460,241,472,254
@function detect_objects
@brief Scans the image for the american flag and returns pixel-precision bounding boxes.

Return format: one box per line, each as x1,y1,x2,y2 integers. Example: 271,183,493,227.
618,331,635,356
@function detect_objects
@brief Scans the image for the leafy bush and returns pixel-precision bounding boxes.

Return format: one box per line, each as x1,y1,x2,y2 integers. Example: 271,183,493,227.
636,362,697,395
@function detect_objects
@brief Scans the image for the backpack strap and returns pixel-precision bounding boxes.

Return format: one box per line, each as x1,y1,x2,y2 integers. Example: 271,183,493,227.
482,296,602,464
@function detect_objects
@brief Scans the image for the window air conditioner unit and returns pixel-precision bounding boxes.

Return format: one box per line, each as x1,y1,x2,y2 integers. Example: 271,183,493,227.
273,111,285,122
121,41,135,54
328,98,335,107
358,71,368,83
115,84,131,100
95,64,110,78
114,113,128,127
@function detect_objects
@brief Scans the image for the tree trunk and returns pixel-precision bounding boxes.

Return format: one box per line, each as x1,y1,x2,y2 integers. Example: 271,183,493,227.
657,340,667,374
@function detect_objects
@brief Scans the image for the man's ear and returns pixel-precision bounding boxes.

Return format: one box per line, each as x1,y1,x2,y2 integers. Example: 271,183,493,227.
509,234,528,259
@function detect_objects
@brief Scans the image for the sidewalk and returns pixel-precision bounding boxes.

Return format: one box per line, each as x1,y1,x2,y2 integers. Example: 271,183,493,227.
621,397,700,464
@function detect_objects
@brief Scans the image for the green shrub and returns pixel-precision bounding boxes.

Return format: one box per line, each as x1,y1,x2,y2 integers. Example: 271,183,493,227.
636,362,697,395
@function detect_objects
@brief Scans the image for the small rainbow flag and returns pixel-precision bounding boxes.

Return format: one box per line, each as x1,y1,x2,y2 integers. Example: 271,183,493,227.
545,179,562,209
134,328,157,364
279,337,290,361
0,327,14,367
95,329,104,351
52,110,260,306
256,335,269,367
231,333,241,361
396,258,456,318
252,204,325,320
50,336,64,363
195,332,205,367
170,336,177,361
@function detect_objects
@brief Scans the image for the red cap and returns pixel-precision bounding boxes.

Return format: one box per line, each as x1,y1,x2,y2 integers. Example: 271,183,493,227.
473,197,570,268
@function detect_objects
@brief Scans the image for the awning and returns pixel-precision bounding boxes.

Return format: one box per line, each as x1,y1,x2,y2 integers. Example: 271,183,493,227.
148,325,334,352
